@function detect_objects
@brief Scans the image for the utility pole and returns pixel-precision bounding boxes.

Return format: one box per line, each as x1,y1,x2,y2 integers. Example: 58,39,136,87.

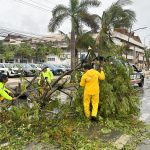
126,27,147,61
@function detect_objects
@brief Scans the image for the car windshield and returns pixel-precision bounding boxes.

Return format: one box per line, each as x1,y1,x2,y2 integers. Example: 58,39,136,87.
30,64,37,68
0,64,4,68
4,63,16,68
21,64,33,69
44,64,55,70
52,64,61,68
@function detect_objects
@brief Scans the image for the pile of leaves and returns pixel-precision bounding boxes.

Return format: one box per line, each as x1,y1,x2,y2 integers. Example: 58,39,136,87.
0,100,149,149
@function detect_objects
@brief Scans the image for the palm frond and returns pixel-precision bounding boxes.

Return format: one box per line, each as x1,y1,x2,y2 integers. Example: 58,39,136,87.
111,9,136,28
79,10,100,32
76,32,95,50
70,0,79,13
115,0,133,7
48,13,69,32
79,0,100,10
59,30,70,42
124,9,136,21
52,5,69,17
103,1,136,29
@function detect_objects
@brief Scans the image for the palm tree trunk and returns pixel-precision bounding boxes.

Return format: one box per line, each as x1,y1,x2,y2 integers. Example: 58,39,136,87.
70,20,76,70
75,48,78,64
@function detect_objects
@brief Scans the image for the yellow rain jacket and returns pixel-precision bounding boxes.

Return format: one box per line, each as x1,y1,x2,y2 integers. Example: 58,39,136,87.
0,82,13,101
80,69,105,118
80,69,105,95
38,68,54,85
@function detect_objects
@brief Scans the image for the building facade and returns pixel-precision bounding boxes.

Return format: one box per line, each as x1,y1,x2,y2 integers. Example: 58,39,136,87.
0,29,145,68
112,28,145,68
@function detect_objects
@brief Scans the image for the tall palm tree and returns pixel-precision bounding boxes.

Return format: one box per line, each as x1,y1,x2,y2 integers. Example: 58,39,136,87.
49,0,100,69
144,48,150,70
59,30,97,65
97,0,136,55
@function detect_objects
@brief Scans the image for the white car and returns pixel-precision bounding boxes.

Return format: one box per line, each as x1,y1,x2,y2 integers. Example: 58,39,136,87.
0,63,8,75
4,63,22,77
0,63,20,77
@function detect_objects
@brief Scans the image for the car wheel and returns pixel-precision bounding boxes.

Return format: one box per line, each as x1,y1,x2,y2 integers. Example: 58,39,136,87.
23,71,28,77
138,78,144,87
7,72,10,77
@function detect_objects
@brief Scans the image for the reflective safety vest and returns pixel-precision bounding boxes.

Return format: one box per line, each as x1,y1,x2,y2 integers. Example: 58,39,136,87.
38,68,54,85
0,82,12,100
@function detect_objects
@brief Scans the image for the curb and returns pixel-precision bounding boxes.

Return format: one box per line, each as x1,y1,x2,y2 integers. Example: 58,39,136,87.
113,134,131,149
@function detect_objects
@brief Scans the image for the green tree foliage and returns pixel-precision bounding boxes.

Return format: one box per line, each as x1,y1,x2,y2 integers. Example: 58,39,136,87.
1,101,148,149
0,41,62,63
76,32,96,50
49,0,100,69
15,43,34,62
97,0,136,54
34,42,62,63
59,30,97,64
99,58,139,118
0,41,5,54
75,54,140,118
144,48,150,70
0,42,16,60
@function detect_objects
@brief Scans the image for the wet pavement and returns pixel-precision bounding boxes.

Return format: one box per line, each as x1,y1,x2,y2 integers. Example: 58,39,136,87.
138,77,150,124
137,77,150,150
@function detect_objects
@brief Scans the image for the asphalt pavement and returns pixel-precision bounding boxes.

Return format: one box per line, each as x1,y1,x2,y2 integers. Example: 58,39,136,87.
138,77,150,124
137,77,150,150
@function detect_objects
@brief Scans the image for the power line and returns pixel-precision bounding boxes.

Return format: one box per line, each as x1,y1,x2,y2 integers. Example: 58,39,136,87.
28,0,55,10
14,0,52,13
0,26,47,37
44,0,69,5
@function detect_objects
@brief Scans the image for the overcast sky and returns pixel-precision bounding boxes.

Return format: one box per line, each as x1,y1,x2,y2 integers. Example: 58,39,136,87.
0,0,150,45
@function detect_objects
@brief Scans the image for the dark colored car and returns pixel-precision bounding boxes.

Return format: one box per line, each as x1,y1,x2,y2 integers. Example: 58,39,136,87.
16,63,34,77
43,63,63,76
129,64,144,87
105,57,144,87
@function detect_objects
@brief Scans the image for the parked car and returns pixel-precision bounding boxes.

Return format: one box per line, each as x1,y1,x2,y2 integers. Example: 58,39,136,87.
129,64,144,87
0,63,8,76
106,57,144,87
52,64,70,72
0,63,19,77
15,63,34,77
28,63,42,73
61,64,71,72
43,63,63,75
4,63,21,77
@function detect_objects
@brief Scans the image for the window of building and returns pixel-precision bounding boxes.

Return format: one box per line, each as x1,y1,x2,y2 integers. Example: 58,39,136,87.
20,59,28,63
48,58,55,61
5,59,15,63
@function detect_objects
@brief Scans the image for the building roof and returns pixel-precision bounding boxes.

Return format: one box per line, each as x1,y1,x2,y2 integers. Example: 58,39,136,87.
113,28,144,48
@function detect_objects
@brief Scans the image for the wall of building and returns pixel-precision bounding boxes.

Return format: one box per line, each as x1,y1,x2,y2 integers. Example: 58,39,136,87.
112,30,145,68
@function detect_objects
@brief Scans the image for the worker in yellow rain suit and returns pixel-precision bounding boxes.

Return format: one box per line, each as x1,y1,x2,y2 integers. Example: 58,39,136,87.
38,66,54,95
80,64,105,121
0,74,16,101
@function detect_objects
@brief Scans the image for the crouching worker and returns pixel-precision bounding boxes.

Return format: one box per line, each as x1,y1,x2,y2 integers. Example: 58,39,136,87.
80,64,105,121
38,66,54,95
0,74,16,102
